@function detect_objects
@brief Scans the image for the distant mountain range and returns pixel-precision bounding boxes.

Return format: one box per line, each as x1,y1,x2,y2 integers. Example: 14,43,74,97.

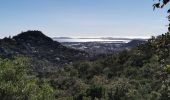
53,37,72,39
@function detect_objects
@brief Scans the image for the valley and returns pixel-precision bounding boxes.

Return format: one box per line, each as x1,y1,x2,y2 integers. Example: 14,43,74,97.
54,37,147,54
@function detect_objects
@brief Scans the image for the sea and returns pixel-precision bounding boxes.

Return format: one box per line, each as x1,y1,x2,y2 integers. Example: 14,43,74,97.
54,38,131,43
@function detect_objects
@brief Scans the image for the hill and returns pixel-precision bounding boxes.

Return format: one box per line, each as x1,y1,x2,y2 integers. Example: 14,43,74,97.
0,31,88,66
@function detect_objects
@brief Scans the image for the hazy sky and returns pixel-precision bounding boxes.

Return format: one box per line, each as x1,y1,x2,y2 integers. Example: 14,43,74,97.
0,0,169,38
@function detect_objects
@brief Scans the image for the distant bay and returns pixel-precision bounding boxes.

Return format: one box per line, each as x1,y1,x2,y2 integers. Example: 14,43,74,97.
53,38,131,43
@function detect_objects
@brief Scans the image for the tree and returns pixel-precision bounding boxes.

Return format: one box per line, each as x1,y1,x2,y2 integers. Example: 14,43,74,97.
153,0,170,31
153,1,170,99
153,0,170,10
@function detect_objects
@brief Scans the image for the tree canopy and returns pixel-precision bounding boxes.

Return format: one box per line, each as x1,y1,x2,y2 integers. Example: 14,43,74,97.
153,0,170,11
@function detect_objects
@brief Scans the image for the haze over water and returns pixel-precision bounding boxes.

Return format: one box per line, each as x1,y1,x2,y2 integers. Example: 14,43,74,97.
54,38,131,43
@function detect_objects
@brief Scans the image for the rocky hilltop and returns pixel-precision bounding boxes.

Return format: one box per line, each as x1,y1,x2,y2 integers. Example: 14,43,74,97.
0,31,88,66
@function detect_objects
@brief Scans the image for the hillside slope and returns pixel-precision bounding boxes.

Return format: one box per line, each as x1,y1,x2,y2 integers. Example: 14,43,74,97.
0,31,88,66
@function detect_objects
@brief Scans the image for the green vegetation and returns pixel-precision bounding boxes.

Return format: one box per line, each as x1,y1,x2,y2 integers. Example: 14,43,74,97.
0,57,55,100
1,32,170,100
40,33,170,100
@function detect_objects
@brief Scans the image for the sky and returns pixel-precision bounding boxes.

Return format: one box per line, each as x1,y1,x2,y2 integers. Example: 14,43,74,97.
0,0,169,38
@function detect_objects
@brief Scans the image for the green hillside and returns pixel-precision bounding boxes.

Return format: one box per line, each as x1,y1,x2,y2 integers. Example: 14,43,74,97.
0,32,170,99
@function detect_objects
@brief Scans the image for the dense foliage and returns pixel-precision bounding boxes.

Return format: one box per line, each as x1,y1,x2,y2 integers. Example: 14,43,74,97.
0,57,55,100
0,32,170,100
39,32,170,100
